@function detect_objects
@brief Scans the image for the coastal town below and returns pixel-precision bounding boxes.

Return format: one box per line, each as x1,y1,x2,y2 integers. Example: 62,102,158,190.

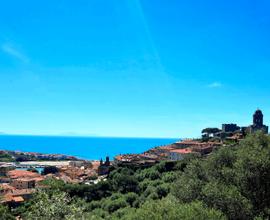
0,109,268,206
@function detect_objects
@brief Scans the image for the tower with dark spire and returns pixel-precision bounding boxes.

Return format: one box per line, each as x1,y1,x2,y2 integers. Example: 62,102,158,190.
105,156,110,166
248,109,268,134
98,156,111,175
253,109,263,127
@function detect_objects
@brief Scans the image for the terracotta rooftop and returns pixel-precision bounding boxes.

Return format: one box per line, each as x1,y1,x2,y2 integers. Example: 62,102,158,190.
1,194,25,203
177,141,205,145
0,183,16,191
7,170,41,179
170,148,193,154
1,194,13,203
158,146,175,150
12,196,24,202
91,161,100,170
14,177,44,182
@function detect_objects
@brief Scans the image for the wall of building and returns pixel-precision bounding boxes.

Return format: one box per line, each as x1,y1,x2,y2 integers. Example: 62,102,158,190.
169,152,184,161
11,180,35,189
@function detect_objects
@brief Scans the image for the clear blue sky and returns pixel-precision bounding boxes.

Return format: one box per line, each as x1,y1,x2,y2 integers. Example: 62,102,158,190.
0,0,270,138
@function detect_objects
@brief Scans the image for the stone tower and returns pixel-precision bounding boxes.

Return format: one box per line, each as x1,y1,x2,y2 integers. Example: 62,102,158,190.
253,109,263,127
247,109,268,134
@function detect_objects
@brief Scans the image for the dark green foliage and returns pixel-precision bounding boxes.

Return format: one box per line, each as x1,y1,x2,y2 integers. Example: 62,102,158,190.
156,183,170,198
161,171,179,183
147,169,161,180
124,192,139,207
0,205,15,220
0,153,14,162
172,132,270,219
117,198,226,220
110,168,139,193
15,154,35,162
42,166,59,175
234,133,270,216
201,182,252,219
102,197,128,213
202,127,221,134
47,179,112,201
155,160,176,172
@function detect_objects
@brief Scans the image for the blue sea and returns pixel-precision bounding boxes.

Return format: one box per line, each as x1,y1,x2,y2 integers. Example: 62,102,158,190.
0,135,178,160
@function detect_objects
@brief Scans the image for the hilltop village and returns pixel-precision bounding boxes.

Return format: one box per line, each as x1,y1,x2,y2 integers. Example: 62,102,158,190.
115,109,268,165
0,109,268,206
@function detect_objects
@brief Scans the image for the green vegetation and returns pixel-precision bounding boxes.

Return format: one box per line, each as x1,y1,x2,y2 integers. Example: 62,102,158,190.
3,132,270,219
0,205,15,220
0,153,14,162
201,127,221,135
42,166,59,175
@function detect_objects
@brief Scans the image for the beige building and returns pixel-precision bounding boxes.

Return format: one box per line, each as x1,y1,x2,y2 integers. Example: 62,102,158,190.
11,178,36,189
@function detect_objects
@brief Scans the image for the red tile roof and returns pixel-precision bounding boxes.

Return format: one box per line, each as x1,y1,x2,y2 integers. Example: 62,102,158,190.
2,194,13,203
158,146,175,150
7,170,41,179
1,194,24,203
170,148,193,154
14,177,44,182
0,183,16,191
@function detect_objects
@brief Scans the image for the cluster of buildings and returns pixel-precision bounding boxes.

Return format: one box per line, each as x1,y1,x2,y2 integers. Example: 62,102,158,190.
202,109,268,140
0,160,101,206
54,161,99,183
115,109,269,163
166,140,219,160
114,139,221,164
114,153,159,167
0,168,45,206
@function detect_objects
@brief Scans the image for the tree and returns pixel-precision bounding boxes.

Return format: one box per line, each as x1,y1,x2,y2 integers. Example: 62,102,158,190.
0,205,15,220
111,170,139,193
201,127,221,136
119,198,225,220
102,197,128,213
172,132,270,219
204,147,237,184
0,153,15,162
234,132,270,217
172,159,207,203
124,192,139,207
201,181,252,219
24,190,84,220
42,166,59,175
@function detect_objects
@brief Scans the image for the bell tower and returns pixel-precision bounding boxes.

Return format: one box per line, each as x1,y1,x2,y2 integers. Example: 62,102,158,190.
253,109,263,127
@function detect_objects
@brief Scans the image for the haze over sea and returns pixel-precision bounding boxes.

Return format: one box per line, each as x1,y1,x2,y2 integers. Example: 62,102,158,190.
0,135,178,160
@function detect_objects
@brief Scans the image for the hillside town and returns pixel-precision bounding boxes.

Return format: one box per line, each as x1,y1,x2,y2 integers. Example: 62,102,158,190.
115,109,268,165
0,109,268,207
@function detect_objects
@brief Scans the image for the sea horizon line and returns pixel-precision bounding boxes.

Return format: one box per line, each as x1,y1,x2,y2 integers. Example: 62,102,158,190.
0,133,181,140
